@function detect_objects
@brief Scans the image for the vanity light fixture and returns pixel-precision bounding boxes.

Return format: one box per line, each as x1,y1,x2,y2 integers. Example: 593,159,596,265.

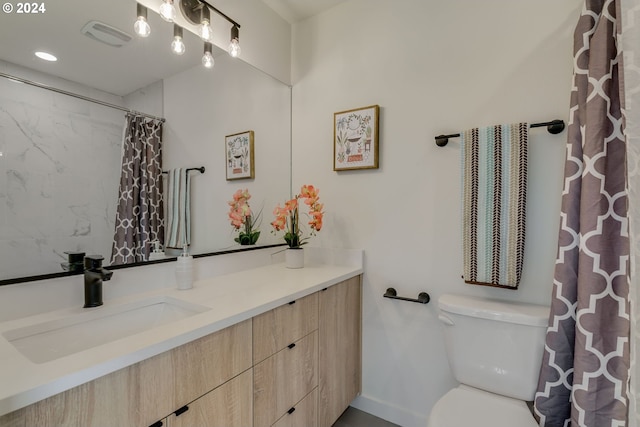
134,3,150,37
228,25,240,58
202,42,214,68
171,25,186,55
133,0,241,67
159,0,176,22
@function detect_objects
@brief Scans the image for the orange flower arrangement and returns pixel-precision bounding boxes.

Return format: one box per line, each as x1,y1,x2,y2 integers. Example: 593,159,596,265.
271,184,324,248
228,189,261,245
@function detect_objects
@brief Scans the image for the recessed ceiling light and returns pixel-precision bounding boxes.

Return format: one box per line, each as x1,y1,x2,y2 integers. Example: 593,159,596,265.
34,51,57,62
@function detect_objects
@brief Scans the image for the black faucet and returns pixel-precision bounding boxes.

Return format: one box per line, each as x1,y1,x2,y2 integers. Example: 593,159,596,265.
83,255,113,308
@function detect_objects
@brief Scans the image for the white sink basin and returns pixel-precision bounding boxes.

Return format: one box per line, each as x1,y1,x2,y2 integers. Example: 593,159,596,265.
2,296,210,364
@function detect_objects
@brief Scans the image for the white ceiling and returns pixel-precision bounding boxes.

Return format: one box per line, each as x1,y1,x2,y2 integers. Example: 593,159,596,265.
0,0,223,96
0,0,346,96
262,0,348,24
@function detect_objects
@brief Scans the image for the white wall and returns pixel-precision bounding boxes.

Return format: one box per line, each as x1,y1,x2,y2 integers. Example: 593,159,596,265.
162,54,291,255
290,1,582,425
213,0,292,85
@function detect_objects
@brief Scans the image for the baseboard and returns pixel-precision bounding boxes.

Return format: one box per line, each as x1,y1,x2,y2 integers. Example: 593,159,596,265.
350,394,427,427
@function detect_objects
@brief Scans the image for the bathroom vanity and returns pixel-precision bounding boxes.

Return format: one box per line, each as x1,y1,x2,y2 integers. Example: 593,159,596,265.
0,249,363,427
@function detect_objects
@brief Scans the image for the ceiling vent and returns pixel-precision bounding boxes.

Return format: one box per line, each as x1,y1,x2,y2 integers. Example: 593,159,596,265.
81,21,132,48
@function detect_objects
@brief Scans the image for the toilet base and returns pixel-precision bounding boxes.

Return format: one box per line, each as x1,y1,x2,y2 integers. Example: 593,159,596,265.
427,385,538,427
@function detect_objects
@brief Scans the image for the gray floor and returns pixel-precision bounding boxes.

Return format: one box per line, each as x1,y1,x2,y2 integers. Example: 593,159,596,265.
332,407,400,427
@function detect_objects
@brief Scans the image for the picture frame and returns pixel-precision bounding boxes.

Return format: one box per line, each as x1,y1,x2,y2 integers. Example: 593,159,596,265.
225,130,255,180
334,104,379,171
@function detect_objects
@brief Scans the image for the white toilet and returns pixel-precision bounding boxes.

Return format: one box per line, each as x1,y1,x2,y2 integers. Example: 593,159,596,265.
427,294,550,427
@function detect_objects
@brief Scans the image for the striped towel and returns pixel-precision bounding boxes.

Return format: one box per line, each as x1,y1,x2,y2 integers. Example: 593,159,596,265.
165,168,191,249
461,123,528,288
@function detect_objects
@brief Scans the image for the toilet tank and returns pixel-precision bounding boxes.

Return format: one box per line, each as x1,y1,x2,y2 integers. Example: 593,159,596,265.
438,294,550,401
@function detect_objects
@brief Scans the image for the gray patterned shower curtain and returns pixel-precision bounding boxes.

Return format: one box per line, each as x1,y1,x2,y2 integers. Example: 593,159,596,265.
110,114,164,264
533,1,630,426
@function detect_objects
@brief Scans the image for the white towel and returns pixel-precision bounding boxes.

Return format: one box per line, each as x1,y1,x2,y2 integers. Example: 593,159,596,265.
165,168,191,249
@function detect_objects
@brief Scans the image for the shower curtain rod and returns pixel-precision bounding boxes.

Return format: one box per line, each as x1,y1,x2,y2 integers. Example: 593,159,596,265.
0,72,166,123
434,119,565,147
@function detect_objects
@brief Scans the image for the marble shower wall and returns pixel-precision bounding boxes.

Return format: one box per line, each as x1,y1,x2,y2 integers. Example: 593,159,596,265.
0,77,124,280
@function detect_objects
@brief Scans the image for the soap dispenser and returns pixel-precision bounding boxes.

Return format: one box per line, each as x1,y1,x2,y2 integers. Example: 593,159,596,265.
175,244,194,290
149,240,165,261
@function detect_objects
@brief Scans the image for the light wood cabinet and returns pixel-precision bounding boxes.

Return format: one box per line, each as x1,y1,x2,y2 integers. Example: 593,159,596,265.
253,292,318,364
0,275,362,427
1,319,252,427
167,369,253,427
7,362,142,427
318,275,362,427
253,275,362,427
142,318,253,422
254,331,318,427
272,388,318,427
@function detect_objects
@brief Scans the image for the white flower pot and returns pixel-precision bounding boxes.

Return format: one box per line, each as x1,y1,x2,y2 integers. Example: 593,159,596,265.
285,248,304,269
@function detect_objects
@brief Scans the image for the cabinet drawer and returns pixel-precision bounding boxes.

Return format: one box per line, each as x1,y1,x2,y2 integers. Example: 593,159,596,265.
253,292,318,364
167,369,253,427
253,331,318,427
140,319,253,424
272,388,318,427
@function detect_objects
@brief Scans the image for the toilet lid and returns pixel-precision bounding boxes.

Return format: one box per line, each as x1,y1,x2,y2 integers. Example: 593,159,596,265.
427,386,538,427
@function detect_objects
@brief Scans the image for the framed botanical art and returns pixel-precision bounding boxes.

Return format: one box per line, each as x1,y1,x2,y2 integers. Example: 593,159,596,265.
225,130,255,180
334,104,379,171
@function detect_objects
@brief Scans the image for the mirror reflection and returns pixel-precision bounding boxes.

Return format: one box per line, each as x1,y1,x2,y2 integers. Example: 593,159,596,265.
0,0,292,283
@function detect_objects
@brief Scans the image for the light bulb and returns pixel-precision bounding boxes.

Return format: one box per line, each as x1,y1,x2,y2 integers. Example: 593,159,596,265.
203,42,214,68
202,51,214,68
228,26,240,58
134,16,150,37
171,25,185,55
159,0,176,22
134,3,151,37
172,36,185,55
228,38,241,58
199,20,213,42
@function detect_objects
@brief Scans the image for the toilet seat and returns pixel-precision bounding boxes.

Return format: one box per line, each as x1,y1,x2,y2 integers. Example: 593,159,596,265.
427,385,538,427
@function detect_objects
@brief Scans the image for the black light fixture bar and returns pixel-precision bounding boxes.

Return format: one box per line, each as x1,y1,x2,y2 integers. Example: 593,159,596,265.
199,0,241,28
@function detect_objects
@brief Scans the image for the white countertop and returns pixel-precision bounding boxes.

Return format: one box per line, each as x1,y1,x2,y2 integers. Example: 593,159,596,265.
0,256,363,416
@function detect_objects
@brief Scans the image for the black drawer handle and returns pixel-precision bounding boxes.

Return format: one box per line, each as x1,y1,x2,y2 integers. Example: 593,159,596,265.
149,421,163,427
287,407,296,415
174,405,189,416
288,300,296,305
288,343,296,349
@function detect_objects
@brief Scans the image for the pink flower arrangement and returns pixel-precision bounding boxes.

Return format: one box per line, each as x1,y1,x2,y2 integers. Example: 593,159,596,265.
228,189,261,245
271,184,324,248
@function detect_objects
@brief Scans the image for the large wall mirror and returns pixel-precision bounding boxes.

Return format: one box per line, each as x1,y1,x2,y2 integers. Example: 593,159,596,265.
0,0,291,283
